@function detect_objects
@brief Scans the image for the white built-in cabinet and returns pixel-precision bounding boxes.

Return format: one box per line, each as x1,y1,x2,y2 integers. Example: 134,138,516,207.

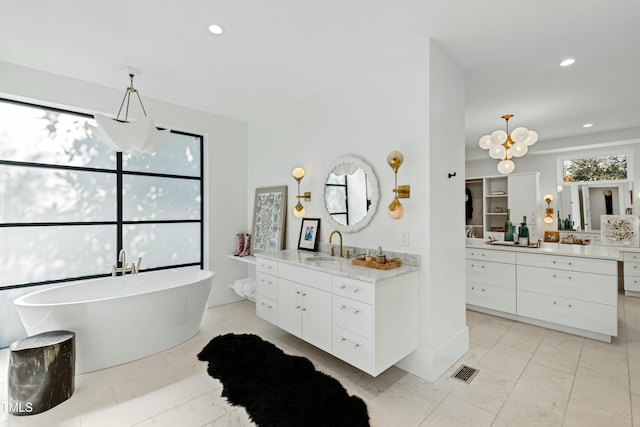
465,247,618,342
277,263,333,353
255,255,418,376
465,172,540,240
623,251,640,296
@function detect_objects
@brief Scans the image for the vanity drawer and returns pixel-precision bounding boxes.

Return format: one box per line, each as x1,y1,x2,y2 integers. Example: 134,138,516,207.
332,276,373,304
466,282,516,314
279,262,332,292
517,253,617,275
625,261,640,278
517,265,617,306
625,276,640,292
517,290,617,336
465,259,515,289
332,326,373,373
256,272,278,300
256,258,278,275
466,248,515,264
624,252,640,263
256,294,278,325
333,295,373,338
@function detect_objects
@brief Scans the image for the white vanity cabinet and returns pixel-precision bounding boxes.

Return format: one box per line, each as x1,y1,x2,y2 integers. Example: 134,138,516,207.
254,252,419,376
622,251,640,296
255,258,279,324
517,253,618,337
277,263,332,353
465,243,619,342
465,248,516,313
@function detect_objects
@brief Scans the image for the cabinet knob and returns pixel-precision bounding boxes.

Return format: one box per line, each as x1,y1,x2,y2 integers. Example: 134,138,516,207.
354,288,361,293
296,305,301,309
354,310,360,315
569,304,573,308
302,293,307,296
553,301,557,305
302,308,307,311
296,291,301,294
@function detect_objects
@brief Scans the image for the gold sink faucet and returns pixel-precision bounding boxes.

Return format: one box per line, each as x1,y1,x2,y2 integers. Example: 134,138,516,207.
329,230,343,257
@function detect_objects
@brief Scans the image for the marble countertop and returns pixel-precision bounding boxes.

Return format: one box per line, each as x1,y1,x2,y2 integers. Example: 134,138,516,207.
255,249,420,282
466,239,624,260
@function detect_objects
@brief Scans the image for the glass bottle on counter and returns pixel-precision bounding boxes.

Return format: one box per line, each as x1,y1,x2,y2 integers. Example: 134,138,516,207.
518,216,530,246
504,209,514,242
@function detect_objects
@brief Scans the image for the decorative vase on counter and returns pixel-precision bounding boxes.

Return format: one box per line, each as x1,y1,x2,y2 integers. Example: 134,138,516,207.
504,209,514,242
557,211,563,230
518,216,530,246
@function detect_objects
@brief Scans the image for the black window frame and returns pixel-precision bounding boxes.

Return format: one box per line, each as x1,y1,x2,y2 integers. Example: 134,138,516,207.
0,98,204,290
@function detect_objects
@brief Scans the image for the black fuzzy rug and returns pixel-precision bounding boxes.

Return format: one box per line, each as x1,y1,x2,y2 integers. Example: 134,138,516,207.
197,333,369,427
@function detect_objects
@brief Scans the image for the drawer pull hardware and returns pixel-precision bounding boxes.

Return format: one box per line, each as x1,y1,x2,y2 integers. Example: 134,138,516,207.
302,308,307,311
340,305,361,315
340,337,360,349
339,284,363,294
296,305,300,309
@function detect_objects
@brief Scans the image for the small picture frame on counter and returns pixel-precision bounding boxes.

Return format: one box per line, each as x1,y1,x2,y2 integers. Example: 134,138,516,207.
543,230,560,242
297,218,320,251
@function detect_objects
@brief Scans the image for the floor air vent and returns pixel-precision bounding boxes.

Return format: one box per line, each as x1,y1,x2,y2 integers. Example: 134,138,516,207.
451,365,479,384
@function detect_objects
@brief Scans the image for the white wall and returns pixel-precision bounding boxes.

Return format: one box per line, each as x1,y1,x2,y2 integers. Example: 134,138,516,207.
0,61,249,346
248,40,467,381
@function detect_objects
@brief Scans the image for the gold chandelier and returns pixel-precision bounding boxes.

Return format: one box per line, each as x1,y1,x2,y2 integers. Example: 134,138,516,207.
478,114,538,174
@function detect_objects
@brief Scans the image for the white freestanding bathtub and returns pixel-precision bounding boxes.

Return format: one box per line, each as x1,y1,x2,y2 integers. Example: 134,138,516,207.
13,269,214,374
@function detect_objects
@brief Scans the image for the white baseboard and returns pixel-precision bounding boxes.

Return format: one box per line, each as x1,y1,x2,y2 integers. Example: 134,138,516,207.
395,325,469,382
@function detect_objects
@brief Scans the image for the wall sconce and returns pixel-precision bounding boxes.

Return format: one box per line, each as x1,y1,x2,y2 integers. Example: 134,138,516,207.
387,151,410,219
292,167,311,218
544,194,554,224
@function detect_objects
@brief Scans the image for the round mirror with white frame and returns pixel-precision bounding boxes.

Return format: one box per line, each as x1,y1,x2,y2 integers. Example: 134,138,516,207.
323,155,379,233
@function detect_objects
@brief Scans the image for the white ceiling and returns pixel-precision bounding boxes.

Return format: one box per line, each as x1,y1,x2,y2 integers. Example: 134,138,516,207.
2,1,639,155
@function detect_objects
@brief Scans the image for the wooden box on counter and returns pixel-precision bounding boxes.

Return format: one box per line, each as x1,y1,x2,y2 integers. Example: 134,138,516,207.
351,257,402,270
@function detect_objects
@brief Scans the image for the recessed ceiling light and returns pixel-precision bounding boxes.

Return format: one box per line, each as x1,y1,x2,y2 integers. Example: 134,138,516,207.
583,123,593,128
208,24,224,35
560,58,575,67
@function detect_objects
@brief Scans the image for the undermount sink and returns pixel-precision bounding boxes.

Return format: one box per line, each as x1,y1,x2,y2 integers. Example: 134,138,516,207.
305,256,344,264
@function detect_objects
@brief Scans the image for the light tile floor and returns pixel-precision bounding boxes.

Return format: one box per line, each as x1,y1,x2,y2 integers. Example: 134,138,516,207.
2,294,640,426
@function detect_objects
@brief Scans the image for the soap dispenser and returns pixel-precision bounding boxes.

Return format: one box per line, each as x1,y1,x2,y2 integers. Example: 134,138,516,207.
376,246,386,264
